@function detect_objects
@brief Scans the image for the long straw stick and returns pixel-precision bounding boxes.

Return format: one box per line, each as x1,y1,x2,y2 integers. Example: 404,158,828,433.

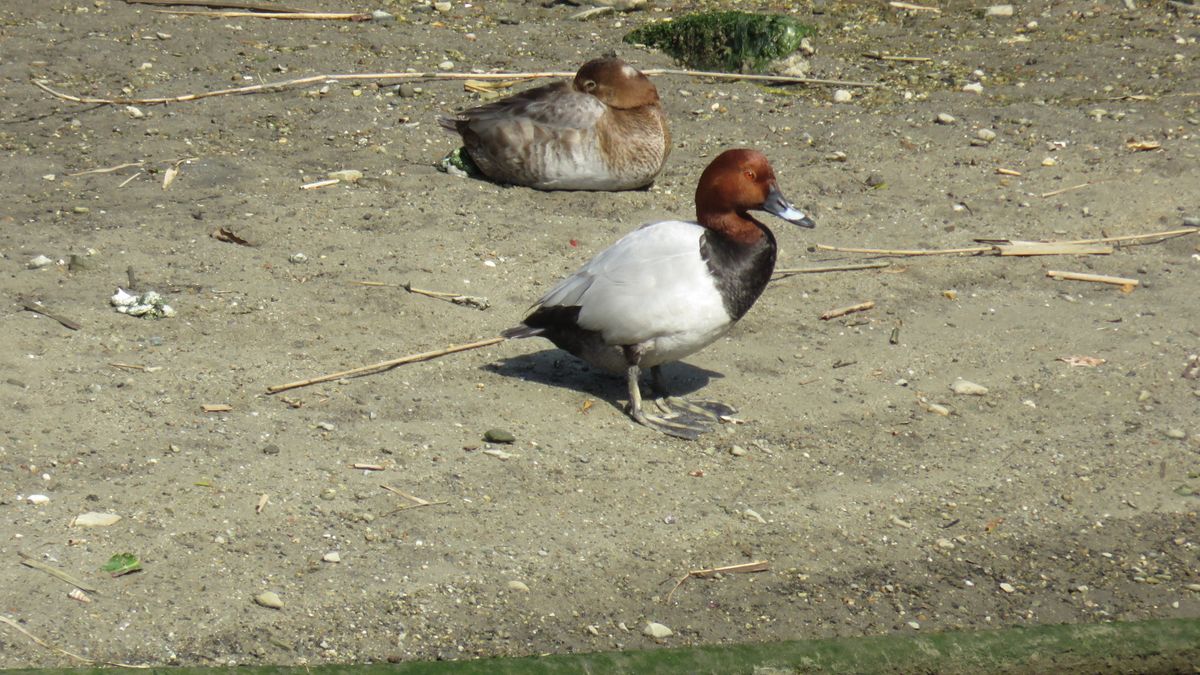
815,226,1199,257
32,69,880,107
266,336,506,394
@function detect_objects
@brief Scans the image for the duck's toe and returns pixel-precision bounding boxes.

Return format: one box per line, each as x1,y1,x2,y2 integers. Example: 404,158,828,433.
630,406,712,440
656,397,737,421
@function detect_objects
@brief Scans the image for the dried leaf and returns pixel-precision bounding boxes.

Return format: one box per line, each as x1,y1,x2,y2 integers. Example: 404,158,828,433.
211,227,253,246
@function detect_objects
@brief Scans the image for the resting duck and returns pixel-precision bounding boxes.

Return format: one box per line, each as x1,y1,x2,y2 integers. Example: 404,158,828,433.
438,57,670,191
503,149,815,438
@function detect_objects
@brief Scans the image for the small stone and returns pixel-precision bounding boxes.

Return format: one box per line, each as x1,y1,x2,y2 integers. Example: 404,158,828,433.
832,89,852,103
936,537,955,550
643,622,673,639
370,9,394,22
865,172,885,188
395,83,417,98
1182,215,1199,227
1089,108,1108,121
289,252,308,264
327,169,363,183
484,428,515,444
976,128,997,142
890,515,913,528
744,508,767,524
433,1,451,12
999,582,1016,593
962,82,984,95
316,422,336,431
1164,428,1187,440
1042,157,1057,167
322,551,341,563
124,105,145,119
729,445,747,457
986,4,1014,17
507,580,529,592
1185,583,1200,592
799,37,815,56
936,113,957,125
438,60,455,71
907,620,921,630
27,255,54,269
73,512,121,527
255,591,284,609
950,380,988,396
925,402,951,416
27,494,50,505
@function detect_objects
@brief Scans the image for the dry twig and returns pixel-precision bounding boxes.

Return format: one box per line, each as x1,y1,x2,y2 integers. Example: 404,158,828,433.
18,552,98,592
820,301,876,320
666,560,769,604
32,68,879,108
815,227,1198,257
266,336,507,394
773,261,891,277
124,0,311,10
354,280,490,310
18,299,82,330
1046,270,1139,292
152,9,371,20
0,616,149,669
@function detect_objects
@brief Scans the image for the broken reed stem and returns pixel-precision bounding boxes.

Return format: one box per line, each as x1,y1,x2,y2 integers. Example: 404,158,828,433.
32,69,880,107
266,336,507,394
1040,182,1092,198
820,301,876,320
815,227,1199,257
666,560,769,604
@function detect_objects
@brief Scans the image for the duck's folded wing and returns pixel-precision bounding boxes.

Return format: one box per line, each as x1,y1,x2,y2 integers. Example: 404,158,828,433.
443,82,607,133
536,221,729,345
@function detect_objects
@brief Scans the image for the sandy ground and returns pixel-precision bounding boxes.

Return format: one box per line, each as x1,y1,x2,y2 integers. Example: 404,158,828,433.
1,0,1199,668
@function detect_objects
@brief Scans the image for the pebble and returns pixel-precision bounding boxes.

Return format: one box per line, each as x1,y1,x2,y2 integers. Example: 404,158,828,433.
890,515,913,529
936,537,955,550
484,428,515,444
327,169,363,183
744,508,767,524
1186,584,1200,592
986,4,1014,17
124,105,145,119
322,551,341,563
950,380,988,396
936,113,957,125
729,445,747,457
1041,157,1057,167
370,9,395,22
643,622,673,639
289,252,308,264
73,512,121,527
976,128,997,142
1164,428,1187,440
1183,215,1199,227
433,1,452,12
925,402,951,416
27,255,54,269
506,580,529,593
832,89,852,104
999,582,1016,593
395,83,417,98
27,494,50,505
316,422,336,431
907,620,921,630
438,60,455,72
255,591,284,609
962,82,984,95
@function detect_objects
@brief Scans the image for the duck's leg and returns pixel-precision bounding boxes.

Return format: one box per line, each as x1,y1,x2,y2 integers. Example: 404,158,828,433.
623,353,726,440
648,365,737,421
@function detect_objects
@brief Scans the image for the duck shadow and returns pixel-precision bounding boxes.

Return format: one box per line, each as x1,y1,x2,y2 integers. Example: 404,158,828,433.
482,348,724,409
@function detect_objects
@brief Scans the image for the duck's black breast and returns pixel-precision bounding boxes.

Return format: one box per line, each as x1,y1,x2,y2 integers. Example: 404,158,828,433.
699,226,778,321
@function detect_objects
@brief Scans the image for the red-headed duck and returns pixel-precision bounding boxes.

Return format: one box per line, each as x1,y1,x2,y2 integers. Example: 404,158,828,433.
502,149,815,438
438,57,669,191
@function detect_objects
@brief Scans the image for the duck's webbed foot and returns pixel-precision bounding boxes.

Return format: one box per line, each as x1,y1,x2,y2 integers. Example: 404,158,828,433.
626,365,734,440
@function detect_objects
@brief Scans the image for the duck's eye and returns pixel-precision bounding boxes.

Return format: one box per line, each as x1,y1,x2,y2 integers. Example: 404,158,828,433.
582,80,597,92
743,169,756,181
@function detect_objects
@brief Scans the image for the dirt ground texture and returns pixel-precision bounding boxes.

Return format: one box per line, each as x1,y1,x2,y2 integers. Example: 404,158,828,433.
1,0,1199,669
